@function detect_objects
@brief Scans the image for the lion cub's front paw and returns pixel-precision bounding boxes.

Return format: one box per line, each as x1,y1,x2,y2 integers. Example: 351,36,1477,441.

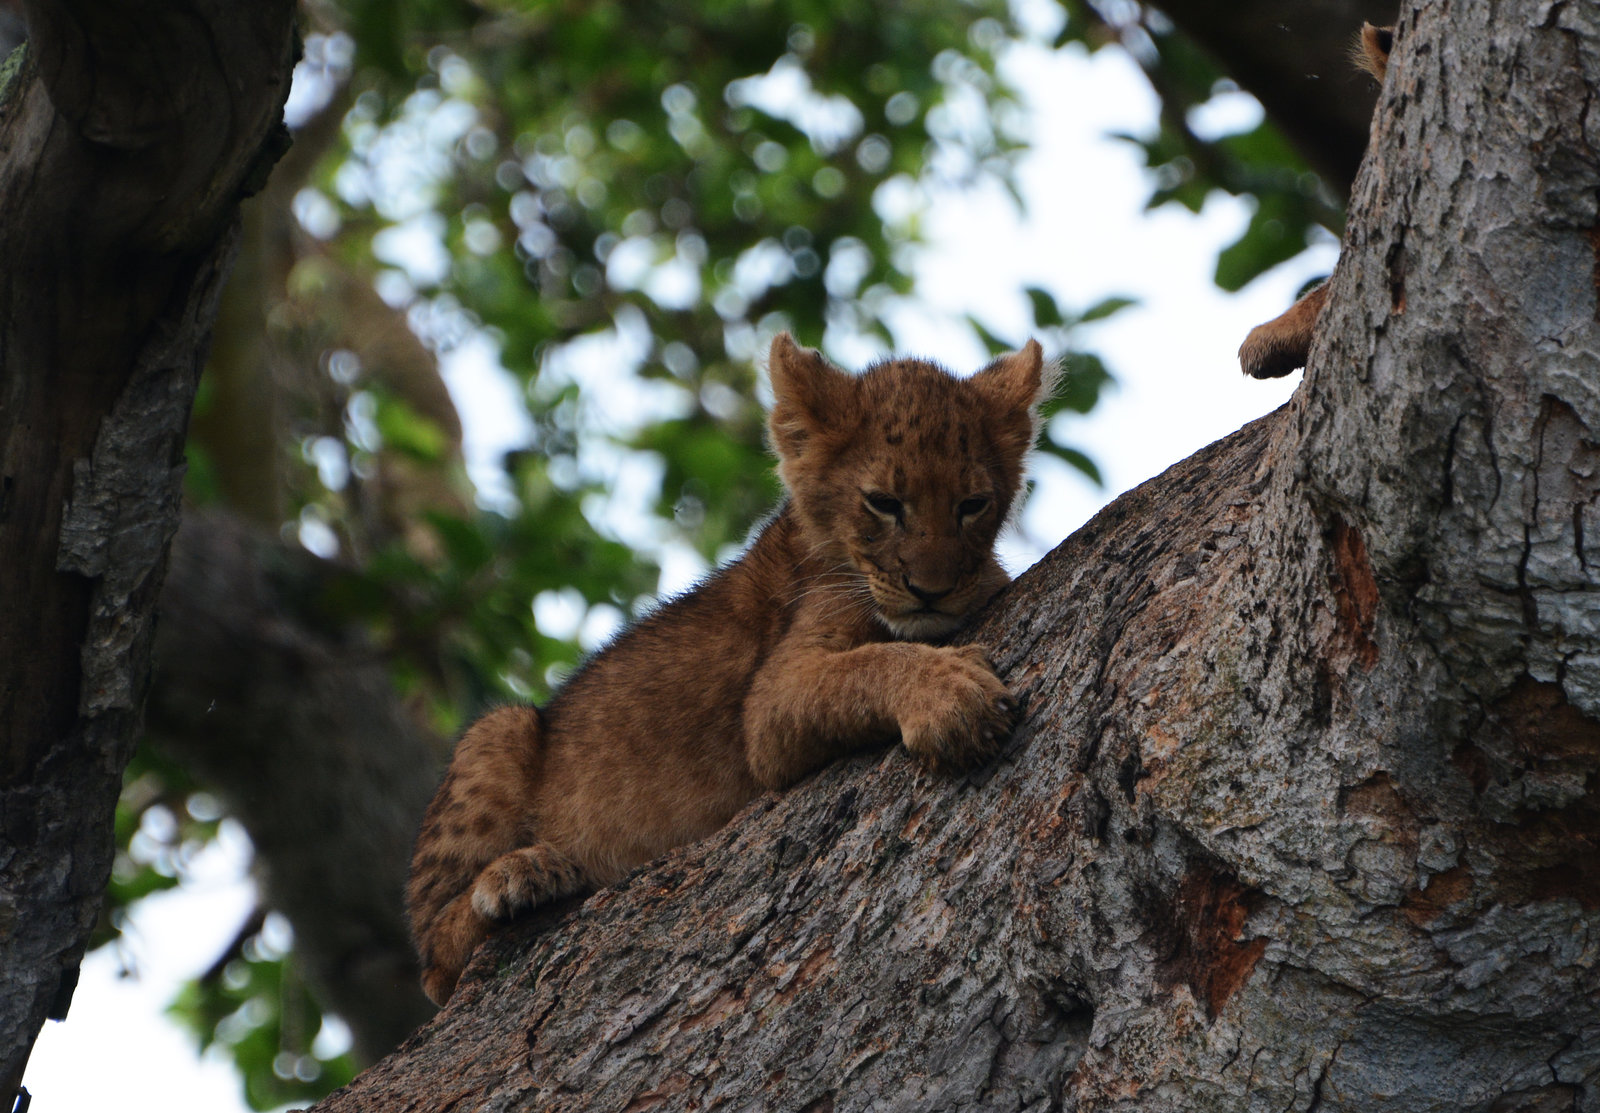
899,644,1018,774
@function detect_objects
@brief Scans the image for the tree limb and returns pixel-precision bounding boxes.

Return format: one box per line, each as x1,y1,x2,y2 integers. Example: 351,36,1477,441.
148,508,440,1062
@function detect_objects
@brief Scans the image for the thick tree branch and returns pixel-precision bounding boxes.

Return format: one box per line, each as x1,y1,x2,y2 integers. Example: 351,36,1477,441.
148,509,440,1062
0,1,295,1098
311,7,1600,1110
313,414,1294,1112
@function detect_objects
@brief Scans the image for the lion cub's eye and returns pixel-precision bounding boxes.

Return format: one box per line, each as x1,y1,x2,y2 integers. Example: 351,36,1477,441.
957,495,991,519
864,492,903,519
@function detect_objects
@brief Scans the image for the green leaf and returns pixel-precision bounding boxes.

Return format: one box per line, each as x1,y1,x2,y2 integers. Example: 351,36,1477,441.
1214,193,1315,291
425,512,495,574
1078,295,1137,324
966,315,1014,357
1024,286,1065,328
373,396,451,463
1050,351,1113,416
1043,442,1104,486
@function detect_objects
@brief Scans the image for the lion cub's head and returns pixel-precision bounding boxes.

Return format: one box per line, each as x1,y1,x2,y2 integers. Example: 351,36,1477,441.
767,332,1053,639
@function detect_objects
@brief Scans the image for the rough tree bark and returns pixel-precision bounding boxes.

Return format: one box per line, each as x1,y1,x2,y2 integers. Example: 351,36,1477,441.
309,5,1600,1110
0,1,296,1100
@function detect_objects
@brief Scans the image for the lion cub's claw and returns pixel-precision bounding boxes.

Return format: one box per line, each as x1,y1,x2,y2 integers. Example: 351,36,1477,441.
901,644,1018,775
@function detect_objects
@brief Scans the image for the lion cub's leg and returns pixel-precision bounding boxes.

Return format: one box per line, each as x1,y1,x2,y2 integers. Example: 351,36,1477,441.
1238,281,1329,379
744,639,1017,790
896,644,1019,772
408,705,577,1004
415,892,491,1006
470,842,584,920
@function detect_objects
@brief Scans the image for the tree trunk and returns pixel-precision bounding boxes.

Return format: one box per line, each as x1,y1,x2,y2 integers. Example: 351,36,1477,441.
0,1,295,1099
309,5,1600,1111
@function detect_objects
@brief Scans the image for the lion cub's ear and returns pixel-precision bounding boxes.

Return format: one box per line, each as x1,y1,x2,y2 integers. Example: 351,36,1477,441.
768,332,855,462
973,338,1054,410
1354,23,1393,83
972,339,1054,456
972,339,1049,411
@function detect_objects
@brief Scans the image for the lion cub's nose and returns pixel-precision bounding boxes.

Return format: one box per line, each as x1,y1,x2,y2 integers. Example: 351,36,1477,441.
904,577,953,606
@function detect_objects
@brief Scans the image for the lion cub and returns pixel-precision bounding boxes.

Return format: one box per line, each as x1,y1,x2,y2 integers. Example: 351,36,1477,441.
407,332,1052,1003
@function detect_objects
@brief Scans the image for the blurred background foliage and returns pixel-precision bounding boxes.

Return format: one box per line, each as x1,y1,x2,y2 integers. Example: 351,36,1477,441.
80,0,1349,1105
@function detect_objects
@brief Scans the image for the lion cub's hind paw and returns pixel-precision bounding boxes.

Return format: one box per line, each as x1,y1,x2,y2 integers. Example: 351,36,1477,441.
470,843,584,922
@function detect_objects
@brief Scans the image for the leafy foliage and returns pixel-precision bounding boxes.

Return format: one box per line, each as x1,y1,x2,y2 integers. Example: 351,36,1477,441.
1055,1,1344,290
167,917,358,1110
96,749,210,954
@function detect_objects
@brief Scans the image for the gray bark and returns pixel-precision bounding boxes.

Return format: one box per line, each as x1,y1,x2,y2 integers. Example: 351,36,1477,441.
0,1,295,1099
309,5,1600,1111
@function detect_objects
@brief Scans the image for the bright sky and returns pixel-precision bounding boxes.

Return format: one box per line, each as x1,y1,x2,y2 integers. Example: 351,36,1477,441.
23,31,1325,1113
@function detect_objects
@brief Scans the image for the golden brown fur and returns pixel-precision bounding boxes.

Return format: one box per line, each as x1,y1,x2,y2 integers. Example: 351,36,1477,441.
1238,23,1394,379
407,333,1052,1003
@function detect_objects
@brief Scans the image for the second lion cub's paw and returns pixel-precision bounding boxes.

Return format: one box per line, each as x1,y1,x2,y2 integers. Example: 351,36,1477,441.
899,644,1018,775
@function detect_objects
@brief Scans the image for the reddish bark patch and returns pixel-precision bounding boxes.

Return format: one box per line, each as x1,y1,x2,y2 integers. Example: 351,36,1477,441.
1326,515,1380,670
1401,865,1475,927
899,802,930,839
1156,862,1268,1018
767,945,836,1004
1528,854,1600,911
1341,771,1406,816
1497,676,1600,762
1340,771,1419,854
1483,678,1600,911
679,986,743,1032
1457,675,1600,799
1510,798,1600,912
621,1071,693,1111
